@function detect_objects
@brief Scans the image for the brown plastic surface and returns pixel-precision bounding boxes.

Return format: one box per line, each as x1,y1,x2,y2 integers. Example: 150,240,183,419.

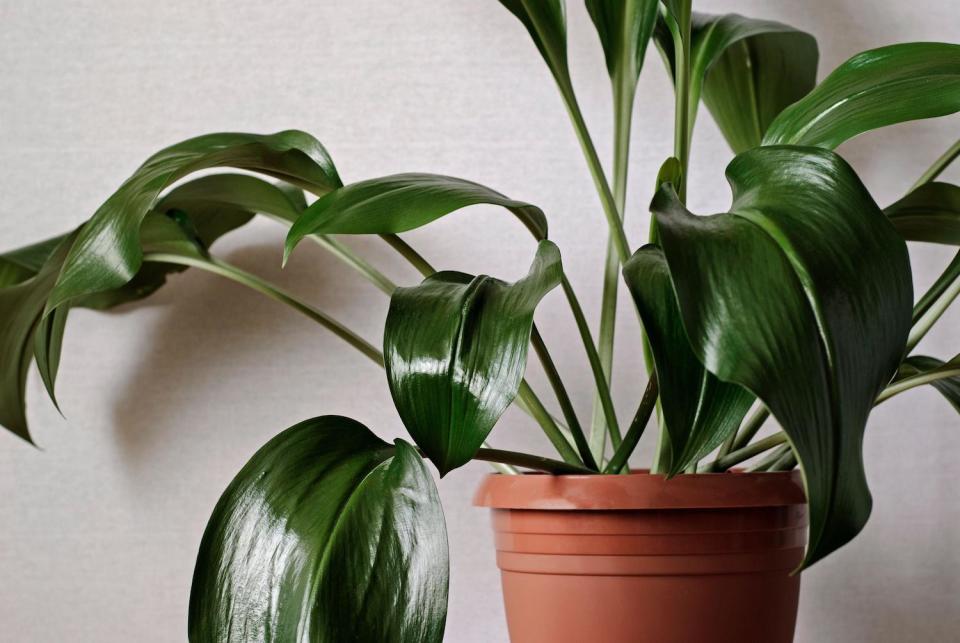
474,471,807,643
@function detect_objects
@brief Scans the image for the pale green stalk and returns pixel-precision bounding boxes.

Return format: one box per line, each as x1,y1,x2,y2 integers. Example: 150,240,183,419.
910,138,960,191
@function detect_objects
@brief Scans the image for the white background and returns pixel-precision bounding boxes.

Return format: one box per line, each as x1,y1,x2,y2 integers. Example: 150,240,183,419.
1,1,958,641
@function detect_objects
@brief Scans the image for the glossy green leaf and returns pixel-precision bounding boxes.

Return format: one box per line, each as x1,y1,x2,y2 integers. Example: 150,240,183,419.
900,355,960,413
652,146,912,567
656,12,818,153
497,0,570,88
385,241,561,475
585,0,659,97
46,131,341,312
623,245,753,475
285,173,547,260
885,182,960,244
189,415,448,643
763,43,960,149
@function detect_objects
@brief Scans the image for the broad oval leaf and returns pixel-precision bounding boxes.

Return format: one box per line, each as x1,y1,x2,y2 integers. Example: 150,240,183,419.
47,130,341,312
623,245,753,475
763,43,960,149
656,12,818,153
284,173,548,261
652,146,912,567
385,240,561,475
189,415,448,642
885,182,960,244
585,0,659,97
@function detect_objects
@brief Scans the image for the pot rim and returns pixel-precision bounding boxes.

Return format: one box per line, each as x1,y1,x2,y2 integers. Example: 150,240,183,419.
473,469,806,510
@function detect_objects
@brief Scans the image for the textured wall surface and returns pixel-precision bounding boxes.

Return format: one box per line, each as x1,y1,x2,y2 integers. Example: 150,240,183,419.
1,1,958,641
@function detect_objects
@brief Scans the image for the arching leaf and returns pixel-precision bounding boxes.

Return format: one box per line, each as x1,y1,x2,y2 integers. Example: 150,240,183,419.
899,355,960,414
885,182,960,244
656,12,818,153
46,130,340,312
189,415,448,643
0,175,298,441
763,43,960,149
652,146,912,567
0,233,77,443
385,241,561,475
623,245,753,475
285,173,548,261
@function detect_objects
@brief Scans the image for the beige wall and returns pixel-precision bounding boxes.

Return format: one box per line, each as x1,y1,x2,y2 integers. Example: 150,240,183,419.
1,1,958,640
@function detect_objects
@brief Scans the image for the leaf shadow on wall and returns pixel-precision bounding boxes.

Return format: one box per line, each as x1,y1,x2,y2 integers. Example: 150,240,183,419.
107,236,397,470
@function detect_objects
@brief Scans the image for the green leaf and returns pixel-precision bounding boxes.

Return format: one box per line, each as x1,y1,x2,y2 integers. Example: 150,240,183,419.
763,43,960,149
623,245,753,475
651,146,912,567
0,234,71,288
189,415,448,643
0,233,77,442
497,0,570,88
885,182,960,244
47,131,341,312
585,0,659,98
385,241,562,475
900,355,960,413
656,12,818,153
285,173,548,261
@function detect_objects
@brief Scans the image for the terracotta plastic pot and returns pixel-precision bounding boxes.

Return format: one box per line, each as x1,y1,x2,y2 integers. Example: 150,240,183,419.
474,470,807,643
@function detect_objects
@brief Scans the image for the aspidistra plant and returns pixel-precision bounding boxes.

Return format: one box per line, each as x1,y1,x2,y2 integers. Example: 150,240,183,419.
3,1,960,639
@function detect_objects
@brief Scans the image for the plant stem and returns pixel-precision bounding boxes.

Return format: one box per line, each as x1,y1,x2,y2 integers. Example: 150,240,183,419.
531,325,598,470
875,363,960,404
560,275,622,450
769,449,798,472
604,375,659,474
557,81,631,264
517,380,585,466
473,447,595,475
910,138,960,191
714,432,788,470
379,233,437,278
731,407,771,451
143,253,384,366
651,3,694,474
590,70,636,461
908,249,960,352
746,443,791,472
311,235,397,295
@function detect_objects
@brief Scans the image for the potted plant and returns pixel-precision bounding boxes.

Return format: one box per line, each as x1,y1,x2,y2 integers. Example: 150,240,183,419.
2,0,959,641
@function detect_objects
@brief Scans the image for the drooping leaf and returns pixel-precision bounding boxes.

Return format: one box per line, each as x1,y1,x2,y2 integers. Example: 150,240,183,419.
623,245,753,475
899,355,960,413
0,175,297,441
189,415,448,643
763,43,960,149
497,0,570,89
885,182,960,244
651,146,912,567
385,241,562,475
656,12,818,153
46,130,341,313
585,0,659,100
285,173,548,260
0,233,77,442
0,234,70,288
